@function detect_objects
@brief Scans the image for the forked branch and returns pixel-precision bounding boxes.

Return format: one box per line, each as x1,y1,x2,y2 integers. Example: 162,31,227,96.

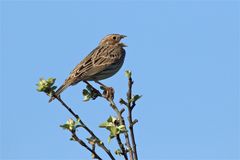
54,94,115,160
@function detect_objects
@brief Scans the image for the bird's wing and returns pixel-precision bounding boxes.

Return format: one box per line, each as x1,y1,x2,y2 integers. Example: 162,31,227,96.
63,46,100,84
86,45,124,77
65,45,123,85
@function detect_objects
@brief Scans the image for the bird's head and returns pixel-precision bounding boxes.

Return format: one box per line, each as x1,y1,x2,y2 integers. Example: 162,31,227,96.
99,34,127,47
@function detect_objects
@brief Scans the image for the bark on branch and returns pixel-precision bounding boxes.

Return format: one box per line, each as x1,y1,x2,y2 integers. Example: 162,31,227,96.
54,95,115,160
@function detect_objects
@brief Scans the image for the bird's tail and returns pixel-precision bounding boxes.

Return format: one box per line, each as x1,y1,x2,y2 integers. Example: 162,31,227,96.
49,83,70,103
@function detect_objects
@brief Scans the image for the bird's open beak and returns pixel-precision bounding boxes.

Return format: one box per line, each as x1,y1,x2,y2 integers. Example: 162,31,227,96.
120,35,127,39
120,35,127,47
120,42,128,47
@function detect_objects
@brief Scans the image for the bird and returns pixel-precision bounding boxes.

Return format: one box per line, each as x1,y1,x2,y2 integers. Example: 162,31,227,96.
49,34,127,102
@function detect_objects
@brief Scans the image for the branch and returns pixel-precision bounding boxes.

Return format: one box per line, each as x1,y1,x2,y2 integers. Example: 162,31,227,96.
127,76,138,160
71,131,102,160
116,134,128,160
54,95,115,160
79,119,115,160
107,99,133,160
83,83,134,160
36,70,141,160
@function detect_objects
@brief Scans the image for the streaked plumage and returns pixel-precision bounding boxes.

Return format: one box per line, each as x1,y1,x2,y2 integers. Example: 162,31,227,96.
49,34,127,102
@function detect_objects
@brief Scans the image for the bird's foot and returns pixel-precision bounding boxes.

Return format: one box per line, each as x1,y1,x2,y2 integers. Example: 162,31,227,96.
94,80,114,100
102,86,115,101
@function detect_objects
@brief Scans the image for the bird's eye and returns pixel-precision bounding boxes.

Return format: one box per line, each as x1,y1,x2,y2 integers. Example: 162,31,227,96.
112,36,116,40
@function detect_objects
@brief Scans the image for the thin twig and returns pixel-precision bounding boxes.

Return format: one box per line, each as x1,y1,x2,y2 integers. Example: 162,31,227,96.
127,77,138,160
56,95,79,119
108,99,133,160
79,119,115,160
91,144,96,159
71,131,102,160
54,95,115,160
116,134,128,160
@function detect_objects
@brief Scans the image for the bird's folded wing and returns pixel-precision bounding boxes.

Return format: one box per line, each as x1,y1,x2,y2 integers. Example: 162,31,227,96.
86,45,122,76
65,46,99,84
66,45,121,82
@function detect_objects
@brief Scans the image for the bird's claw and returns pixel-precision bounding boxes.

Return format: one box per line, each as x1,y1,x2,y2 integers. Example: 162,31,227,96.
103,87,115,100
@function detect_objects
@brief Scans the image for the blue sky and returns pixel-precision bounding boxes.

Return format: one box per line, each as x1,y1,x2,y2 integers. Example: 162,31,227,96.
1,0,239,160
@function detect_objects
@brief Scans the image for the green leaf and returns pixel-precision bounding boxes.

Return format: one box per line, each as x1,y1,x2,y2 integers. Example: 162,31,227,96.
107,134,115,143
110,126,118,136
119,98,127,105
51,86,57,90
115,149,122,155
108,136,112,143
47,90,54,96
99,121,111,128
83,94,91,101
100,86,105,90
60,118,77,131
60,124,70,130
66,118,75,126
125,70,132,78
82,89,91,101
107,116,117,123
100,116,120,142
130,95,142,103
117,125,127,133
82,89,89,96
70,137,75,141
39,79,47,86
109,134,115,139
37,86,44,92
36,77,57,94
47,78,56,85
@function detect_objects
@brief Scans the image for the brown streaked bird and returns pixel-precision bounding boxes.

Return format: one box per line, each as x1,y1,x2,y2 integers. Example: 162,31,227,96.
49,34,127,102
